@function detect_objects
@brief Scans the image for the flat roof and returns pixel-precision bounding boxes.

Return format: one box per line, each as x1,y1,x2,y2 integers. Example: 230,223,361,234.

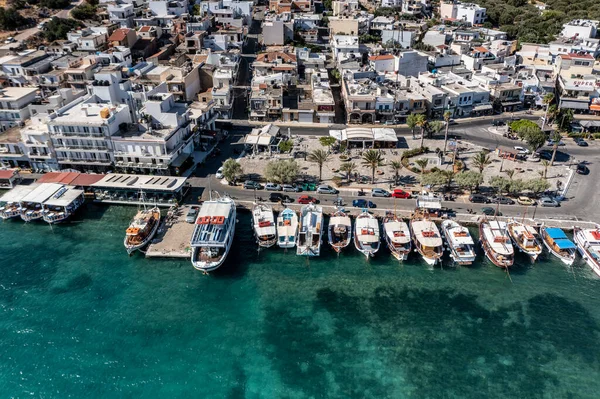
0,169,18,179
0,87,37,101
0,184,40,203
43,186,84,207
21,183,64,204
91,174,187,192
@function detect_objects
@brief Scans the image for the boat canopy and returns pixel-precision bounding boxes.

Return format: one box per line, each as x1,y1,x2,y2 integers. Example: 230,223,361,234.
555,238,576,250
545,228,567,240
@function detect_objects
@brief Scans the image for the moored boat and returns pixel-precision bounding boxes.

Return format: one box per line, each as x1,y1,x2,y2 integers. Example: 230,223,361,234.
479,220,514,268
507,220,543,262
441,219,476,265
41,186,85,224
0,202,20,220
297,203,323,256
276,208,298,249
190,195,236,272
252,203,276,248
328,208,352,253
540,226,576,266
410,217,443,266
124,206,161,254
382,212,411,261
353,210,380,258
573,227,600,277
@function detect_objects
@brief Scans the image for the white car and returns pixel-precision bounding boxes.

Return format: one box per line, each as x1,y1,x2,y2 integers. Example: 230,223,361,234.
265,182,282,191
215,167,224,179
4,37,15,44
514,146,529,155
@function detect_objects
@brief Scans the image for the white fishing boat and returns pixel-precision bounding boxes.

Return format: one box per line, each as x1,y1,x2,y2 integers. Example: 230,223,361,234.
354,210,380,258
382,212,411,261
441,220,476,265
0,184,39,220
507,220,542,262
479,220,514,268
296,203,322,256
328,208,352,253
573,227,600,277
410,218,443,266
190,195,236,272
252,203,276,248
540,226,577,266
276,208,298,249
124,192,161,255
42,186,85,224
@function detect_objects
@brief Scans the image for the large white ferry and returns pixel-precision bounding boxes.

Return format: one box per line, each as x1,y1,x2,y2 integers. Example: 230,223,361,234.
573,228,600,277
190,196,236,272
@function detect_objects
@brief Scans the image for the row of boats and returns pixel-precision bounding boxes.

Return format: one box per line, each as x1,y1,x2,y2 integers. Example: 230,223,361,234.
120,192,600,278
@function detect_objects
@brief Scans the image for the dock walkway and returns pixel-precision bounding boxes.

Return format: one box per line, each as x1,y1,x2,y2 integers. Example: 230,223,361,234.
146,205,196,259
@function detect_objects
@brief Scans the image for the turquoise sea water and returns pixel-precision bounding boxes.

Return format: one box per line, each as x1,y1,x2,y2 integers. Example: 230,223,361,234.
1,204,600,398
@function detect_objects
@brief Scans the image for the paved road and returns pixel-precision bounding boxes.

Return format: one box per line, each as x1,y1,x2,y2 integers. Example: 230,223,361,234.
13,0,85,42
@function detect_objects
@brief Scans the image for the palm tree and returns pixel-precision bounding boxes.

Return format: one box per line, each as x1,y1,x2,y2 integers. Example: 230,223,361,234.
307,149,330,181
542,93,554,130
416,114,428,149
472,151,492,174
427,120,443,139
549,131,561,166
541,160,550,179
414,158,429,177
389,160,403,185
340,161,357,182
362,149,385,183
407,114,418,139
441,170,455,191
504,169,515,181
443,110,452,156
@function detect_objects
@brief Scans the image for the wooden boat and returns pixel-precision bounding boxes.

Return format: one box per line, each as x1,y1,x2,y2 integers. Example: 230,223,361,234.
382,212,411,261
354,210,380,258
327,208,352,253
441,219,476,265
507,220,542,262
124,206,161,255
252,203,277,248
410,217,443,266
540,226,576,266
573,227,600,277
479,220,514,268
276,208,298,249
297,203,323,256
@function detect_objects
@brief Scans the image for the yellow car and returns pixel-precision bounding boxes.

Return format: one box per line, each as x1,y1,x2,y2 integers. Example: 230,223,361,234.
517,196,536,206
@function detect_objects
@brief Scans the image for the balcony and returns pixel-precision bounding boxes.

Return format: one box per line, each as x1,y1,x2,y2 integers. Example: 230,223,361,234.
57,157,111,165
52,132,106,139
54,144,110,152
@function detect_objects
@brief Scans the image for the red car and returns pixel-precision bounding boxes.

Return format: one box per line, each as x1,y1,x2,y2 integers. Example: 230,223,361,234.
297,195,318,204
391,189,411,199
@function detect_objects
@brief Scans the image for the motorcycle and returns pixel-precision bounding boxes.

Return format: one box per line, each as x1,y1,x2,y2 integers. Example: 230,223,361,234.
358,189,366,197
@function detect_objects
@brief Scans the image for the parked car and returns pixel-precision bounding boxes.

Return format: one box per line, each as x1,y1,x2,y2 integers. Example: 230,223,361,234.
265,182,282,191
371,188,391,197
469,194,490,203
269,193,293,203
185,207,198,223
282,184,301,192
513,146,529,155
491,196,515,205
243,180,263,190
576,163,589,175
481,207,502,216
547,139,565,147
353,199,376,208
298,195,318,204
537,150,552,160
391,189,411,199
316,185,339,194
517,196,536,206
492,120,506,127
577,139,589,147
4,37,15,44
215,167,224,179
539,196,560,207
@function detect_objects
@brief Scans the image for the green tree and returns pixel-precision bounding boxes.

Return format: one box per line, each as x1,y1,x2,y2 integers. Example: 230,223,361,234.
455,171,483,193
541,160,550,179
362,149,385,184
542,93,554,130
471,151,492,174
440,170,456,191
510,119,539,139
443,110,452,155
43,18,83,42
524,128,547,153
549,131,561,166
489,176,511,195
525,178,550,195
0,7,27,30
278,139,293,153
307,149,330,181
416,114,428,149
419,170,447,189
319,136,337,152
406,113,418,140
557,109,573,131
414,158,429,177
71,3,97,20
265,160,299,184
427,120,444,139
508,179,525,196
389,160,403,186
221,158,243,184
340,161,357,181
192,4,201,15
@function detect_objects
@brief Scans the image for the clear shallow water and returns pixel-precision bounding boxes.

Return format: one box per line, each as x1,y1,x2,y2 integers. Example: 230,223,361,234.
1,204,600,398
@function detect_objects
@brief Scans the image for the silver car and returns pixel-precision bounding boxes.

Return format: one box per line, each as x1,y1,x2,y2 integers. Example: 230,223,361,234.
282,184,301,192
371,188,391,197
316,185,339,194
539,196,559,207
265,183,282,191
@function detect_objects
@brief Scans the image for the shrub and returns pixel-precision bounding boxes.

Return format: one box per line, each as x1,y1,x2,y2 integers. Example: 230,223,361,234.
278,139,293,153
331,176,343,187
43,18,83,42
0,7,27,30
71,3,97,20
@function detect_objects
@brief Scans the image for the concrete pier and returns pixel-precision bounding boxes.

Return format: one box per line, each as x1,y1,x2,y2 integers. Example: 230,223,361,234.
146,205,197,259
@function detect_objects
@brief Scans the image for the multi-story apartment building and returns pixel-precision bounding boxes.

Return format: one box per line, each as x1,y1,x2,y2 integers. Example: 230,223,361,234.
440,1,486,25
0,87,38,132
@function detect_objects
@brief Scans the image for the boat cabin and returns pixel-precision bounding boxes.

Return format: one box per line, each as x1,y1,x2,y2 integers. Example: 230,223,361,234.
19,183,64,221
42,186,85,223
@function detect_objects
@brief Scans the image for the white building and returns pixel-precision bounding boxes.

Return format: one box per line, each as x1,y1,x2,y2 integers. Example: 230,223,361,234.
561,19,599,40
0,87,38,132
440,1,486,25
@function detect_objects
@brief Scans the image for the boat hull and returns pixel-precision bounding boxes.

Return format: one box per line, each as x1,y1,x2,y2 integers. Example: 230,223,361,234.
479,223,513,268
541,233,575,266
574,228,600,277
440,221,476,265
124,214,161,255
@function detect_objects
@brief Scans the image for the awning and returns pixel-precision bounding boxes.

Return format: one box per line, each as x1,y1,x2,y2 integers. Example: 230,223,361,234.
590,104,600,111
555,238,577,250
545,228,567,240
473,104,493,111
560,100,589,110
329,130,344,140
579,120,600,128
372,128,397,142
171,152,190,168
345,128,374,141
501,101,522,107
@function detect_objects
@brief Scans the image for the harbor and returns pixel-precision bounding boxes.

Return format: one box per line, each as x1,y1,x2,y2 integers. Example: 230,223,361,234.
145,205,196,259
